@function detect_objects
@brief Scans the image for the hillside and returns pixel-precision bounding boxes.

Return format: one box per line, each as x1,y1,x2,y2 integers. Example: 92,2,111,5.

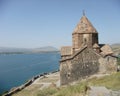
0,46,59,54
31,46,59,53
0,47,30,53
111,43,120,55
8,72,120,96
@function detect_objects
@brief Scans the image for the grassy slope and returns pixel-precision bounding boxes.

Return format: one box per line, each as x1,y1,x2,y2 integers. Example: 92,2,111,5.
12,71,120,96
37,82,86,96
11,72,120,96
88,72,120,90
36,72,120,96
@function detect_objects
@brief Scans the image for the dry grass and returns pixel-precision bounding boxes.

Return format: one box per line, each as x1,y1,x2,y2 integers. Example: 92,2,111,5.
36,81,87,96
39,76,59,83
12,85,42,96
37,72,120,96
88,72,120,90
12,72,120,96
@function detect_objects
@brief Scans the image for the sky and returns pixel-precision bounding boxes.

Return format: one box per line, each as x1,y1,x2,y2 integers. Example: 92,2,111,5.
0,0,120,48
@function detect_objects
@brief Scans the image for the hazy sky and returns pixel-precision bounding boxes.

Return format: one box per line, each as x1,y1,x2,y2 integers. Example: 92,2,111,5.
0,0,120,48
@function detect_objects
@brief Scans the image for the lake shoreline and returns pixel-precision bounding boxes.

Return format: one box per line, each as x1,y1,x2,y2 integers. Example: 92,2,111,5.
3,70,59,96
0,53,60,95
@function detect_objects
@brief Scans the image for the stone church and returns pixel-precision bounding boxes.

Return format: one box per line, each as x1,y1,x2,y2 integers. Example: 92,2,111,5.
60,13,117,85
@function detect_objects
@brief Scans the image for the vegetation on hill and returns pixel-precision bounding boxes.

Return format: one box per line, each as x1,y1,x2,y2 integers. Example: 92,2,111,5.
88,72,120,90
12,72,120,96
36,82,87,96
118,57,120,65
36,73,120,96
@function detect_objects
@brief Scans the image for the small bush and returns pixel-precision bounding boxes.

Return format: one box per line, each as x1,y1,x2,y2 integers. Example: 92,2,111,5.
117,57,120,65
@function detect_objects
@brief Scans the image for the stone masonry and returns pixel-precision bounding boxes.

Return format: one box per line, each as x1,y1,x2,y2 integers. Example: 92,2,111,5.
60,13,117,85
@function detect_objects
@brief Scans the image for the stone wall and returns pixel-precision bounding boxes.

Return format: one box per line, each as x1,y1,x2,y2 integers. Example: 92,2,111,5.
60,48,100,85
99,56,117,73
61,55,71,60
72,33,99,52
60,60,72,85
60,14,117,86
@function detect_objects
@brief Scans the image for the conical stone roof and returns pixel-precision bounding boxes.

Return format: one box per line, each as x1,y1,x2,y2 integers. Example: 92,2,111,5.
73,15,98,34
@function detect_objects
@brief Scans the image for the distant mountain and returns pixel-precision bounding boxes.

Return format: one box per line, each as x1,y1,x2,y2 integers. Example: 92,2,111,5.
0,47,31,53
111,43,120,48
111,43,120,55
0,46,59,54
31,46,59,53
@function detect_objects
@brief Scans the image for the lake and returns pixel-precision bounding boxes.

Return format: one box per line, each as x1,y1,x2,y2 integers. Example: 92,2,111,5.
0,53,60,94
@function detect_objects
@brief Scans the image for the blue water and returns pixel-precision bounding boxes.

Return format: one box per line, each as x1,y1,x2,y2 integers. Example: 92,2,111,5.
0,53,60,94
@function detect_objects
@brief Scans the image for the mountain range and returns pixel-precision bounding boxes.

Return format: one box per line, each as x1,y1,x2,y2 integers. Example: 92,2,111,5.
0,46,59,54
0,43,120,55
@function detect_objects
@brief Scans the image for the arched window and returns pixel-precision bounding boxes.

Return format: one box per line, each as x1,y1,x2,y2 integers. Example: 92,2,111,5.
83,38,87,45
83,34,89,45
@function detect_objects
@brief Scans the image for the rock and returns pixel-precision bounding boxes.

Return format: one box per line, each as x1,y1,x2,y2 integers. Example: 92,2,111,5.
88,86,120,96
89,86,111,96
110,90,120,96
